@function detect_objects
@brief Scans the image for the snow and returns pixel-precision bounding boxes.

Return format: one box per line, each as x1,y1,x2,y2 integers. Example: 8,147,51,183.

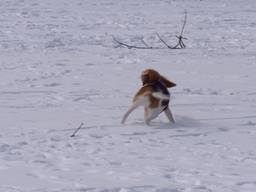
1,0,256,191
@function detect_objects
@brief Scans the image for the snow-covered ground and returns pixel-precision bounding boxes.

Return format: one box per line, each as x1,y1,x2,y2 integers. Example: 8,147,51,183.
1,0,256,191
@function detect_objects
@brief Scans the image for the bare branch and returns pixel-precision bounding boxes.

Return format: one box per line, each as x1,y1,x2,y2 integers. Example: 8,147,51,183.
180,10,187,36
113,36,156,49
173,11,188,49
156,33,174,49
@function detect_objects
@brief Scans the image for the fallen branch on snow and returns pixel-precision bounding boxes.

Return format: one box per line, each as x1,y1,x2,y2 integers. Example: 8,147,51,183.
113,11,188,50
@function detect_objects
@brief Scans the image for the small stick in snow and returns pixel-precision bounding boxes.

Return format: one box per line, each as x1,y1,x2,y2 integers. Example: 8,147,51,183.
140,38,152,48
70,122,84,137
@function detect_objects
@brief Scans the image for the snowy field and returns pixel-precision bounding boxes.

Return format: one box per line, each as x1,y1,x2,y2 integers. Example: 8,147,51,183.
1,0,256,191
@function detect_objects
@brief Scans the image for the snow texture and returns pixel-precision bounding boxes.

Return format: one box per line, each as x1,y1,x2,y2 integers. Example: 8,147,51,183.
1,0,256,191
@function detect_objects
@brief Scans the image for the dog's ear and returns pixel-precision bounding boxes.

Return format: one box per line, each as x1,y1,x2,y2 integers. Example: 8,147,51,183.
160,75,176,88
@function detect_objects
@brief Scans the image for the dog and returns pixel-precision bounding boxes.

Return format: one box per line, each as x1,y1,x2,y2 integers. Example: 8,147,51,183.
121,69,176,125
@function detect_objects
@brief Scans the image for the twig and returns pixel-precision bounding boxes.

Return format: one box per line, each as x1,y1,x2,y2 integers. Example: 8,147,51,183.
113,34,174,50
156,33,174,49
140,38,151,48
70,122,84,137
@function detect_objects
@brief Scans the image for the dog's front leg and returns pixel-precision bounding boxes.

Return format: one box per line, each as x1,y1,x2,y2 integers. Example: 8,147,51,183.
164,107,175,123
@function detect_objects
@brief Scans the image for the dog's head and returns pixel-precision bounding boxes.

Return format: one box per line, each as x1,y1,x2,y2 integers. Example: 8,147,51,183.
141,69,176,88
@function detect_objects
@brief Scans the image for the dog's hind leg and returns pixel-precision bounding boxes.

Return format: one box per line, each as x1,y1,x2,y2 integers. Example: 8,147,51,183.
121,97,147,124
164,107,175,123
144,107,162,125
144,108,151,125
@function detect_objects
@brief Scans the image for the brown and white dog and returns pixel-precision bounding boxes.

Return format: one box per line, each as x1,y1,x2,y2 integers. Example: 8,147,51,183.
121,69,176,125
